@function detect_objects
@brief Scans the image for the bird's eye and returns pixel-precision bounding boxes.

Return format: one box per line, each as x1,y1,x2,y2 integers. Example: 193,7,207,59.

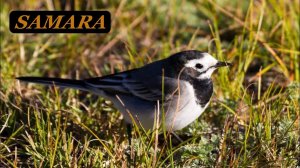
195,63,203,69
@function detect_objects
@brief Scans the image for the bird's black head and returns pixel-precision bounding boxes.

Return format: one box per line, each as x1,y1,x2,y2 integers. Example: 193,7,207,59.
167,50,231,80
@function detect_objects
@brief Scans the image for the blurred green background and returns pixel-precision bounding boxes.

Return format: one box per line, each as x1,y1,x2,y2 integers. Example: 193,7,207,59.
0,0,299,167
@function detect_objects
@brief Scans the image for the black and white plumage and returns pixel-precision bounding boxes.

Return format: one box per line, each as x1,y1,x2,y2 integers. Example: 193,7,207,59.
17,50,231,131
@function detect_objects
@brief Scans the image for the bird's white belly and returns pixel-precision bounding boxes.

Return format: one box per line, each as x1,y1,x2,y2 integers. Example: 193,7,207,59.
163,81,209,131
165,99,206,131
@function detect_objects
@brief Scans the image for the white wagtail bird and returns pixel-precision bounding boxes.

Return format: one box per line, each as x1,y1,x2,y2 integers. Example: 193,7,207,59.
17,50,231,132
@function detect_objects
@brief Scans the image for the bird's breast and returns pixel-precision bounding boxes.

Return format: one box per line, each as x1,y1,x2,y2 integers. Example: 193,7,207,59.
164,81,209,131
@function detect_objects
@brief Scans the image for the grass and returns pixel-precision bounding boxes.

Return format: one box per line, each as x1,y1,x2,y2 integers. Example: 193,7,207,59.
1,0,299,167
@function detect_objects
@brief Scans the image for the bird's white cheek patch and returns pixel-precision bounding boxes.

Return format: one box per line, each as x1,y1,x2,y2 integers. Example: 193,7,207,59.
198,68,216,79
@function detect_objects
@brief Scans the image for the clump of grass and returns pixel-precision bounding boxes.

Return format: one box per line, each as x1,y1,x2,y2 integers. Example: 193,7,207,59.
1,0,299,167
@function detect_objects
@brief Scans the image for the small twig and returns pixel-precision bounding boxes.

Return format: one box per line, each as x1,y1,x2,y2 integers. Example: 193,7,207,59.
215,116,231,167
152,101,160,168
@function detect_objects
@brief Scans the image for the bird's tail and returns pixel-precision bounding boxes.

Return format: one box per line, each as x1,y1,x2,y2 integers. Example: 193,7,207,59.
16,77,88,91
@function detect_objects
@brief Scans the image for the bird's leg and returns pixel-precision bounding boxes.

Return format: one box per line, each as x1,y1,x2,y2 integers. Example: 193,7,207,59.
171,132,183,143
126,124,132,165
127,123,132,146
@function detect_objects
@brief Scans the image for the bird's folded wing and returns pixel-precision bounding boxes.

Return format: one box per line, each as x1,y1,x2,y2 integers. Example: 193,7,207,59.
84,73,130,93
83,72,178,102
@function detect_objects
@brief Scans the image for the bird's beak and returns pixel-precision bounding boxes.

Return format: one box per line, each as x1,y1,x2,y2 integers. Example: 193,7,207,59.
215,61,232,68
